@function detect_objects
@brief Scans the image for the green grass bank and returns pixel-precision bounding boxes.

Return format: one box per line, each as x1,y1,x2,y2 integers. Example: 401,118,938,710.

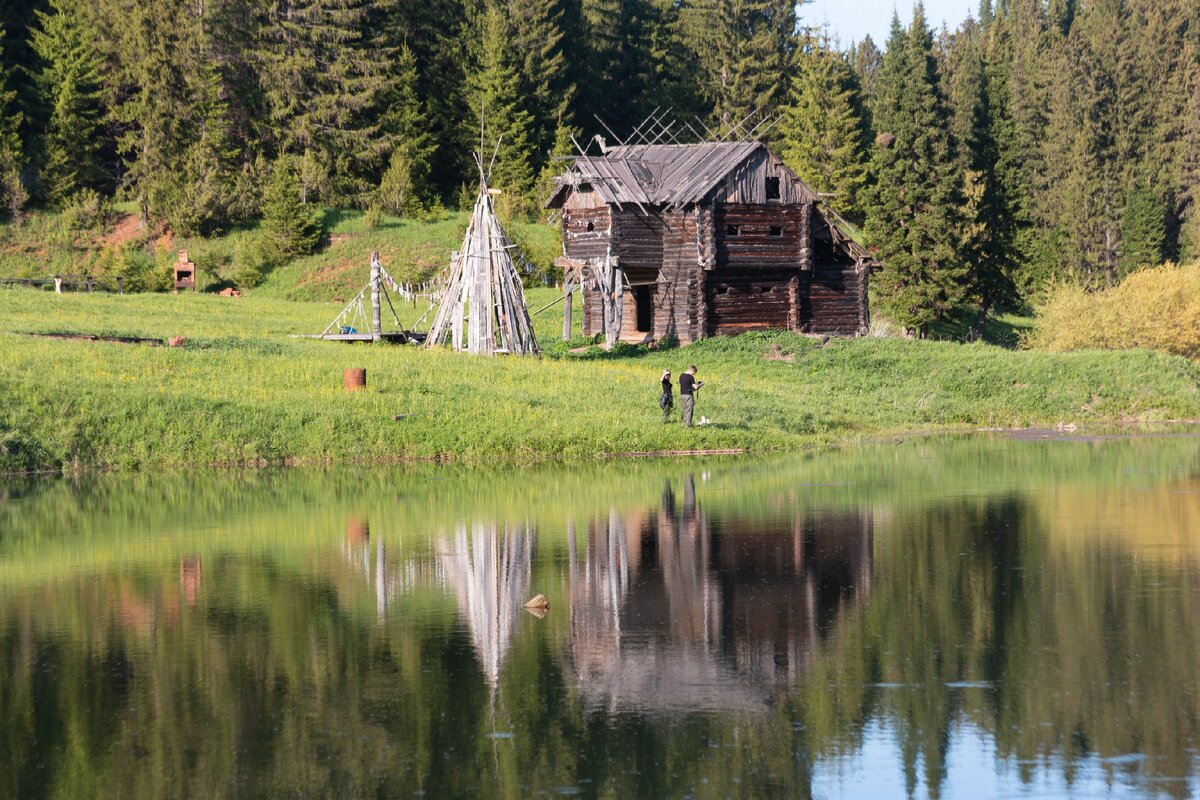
2,288,1198,474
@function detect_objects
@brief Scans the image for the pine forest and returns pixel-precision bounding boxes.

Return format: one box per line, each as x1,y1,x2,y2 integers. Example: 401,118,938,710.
0,0,1198,332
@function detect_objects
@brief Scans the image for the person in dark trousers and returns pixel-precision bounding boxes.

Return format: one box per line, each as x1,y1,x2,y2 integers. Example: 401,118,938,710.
679,365,701,427
659,369,674,422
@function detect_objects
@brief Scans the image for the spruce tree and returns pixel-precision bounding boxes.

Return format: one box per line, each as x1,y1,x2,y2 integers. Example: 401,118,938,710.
986,0,1059,290
1131,0,1200,262
205,0,269,194
1047,0,1076,37
642,0,705,117
943,19,1018,320
29,0,106,205
111,0,241,235
258,0,397,204
111,0,188,225
536,118,579,214
569,0,694,135
678,0,797,128
976,5,1035,295
1178,63,1200,262
851,35,883,114
259,157,323,268
575,0,627,128
380,0,469,201
170,59,242,235
864,9,969,336
506,0,574,165
0,0,41,161
779,38,870,223
463,3,537,213
374,44,434,215
0,30,26,219
1034,0,1125,284
1118,174,1167,274
977,0,993,29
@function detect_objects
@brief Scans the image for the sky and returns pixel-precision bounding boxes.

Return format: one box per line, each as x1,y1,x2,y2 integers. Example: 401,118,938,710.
803,0,979,48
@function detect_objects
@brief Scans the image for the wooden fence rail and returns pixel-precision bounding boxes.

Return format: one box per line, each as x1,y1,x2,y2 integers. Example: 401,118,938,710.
0,275,127,293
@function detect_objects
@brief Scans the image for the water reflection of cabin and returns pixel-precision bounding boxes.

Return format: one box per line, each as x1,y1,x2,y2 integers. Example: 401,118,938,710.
567,481,873,712
547,141,879,344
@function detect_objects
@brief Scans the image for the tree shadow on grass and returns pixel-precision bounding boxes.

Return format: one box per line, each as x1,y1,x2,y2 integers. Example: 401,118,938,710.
543,338,663,361
928,310,1034,348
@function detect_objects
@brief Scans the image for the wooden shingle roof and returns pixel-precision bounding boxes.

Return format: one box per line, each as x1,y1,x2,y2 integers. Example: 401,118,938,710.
548,141,801,209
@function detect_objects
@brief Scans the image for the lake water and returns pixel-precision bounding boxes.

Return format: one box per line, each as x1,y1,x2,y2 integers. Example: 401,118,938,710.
2,434,1200,799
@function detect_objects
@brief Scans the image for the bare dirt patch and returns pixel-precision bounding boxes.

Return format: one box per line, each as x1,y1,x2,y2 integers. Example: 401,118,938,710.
103,214,143,248
763,344,796,362
299,259,364,287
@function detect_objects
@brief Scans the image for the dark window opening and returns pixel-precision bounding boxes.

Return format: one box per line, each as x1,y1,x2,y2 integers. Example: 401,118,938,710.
726,224,740,236
769,225,783,237
765,176,781,200
586,221,595,232
634,285,653,332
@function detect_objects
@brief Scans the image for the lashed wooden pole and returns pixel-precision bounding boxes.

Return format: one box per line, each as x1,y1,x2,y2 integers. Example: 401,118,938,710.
370,252,382,341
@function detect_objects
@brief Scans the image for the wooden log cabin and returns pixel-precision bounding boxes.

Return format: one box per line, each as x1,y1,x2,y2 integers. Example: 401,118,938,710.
547,141,879,344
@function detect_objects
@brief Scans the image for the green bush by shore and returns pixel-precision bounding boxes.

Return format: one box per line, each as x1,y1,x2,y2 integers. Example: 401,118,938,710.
1,288,1198,474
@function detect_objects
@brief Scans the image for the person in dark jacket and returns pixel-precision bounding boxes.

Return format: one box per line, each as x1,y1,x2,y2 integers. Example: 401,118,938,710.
659,370,674,422
679,365,702,427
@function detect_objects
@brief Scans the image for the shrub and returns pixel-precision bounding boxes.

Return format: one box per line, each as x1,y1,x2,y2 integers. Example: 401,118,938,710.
0,427,51,473
506,223,559,286
89,243,167,292
362,204,383,231
60,188,112,234
232,237,270,289
1027,262,1200,359
371,147,423,218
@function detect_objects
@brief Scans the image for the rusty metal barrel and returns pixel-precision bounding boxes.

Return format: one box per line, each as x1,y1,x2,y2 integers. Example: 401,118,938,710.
344,368,366,392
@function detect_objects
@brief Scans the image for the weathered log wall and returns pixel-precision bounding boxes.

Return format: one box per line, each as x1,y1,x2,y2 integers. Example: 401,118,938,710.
713,204,809,271
800,265,869,336
563,206,611,262
658,210,704,343
705,270,794,335
612,209,668,342
563,206,611,337
564,198,869,342
574,207,708,345
612,211,663,272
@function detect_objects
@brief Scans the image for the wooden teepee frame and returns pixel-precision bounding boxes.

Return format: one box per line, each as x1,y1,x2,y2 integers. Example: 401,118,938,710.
424,154,540,356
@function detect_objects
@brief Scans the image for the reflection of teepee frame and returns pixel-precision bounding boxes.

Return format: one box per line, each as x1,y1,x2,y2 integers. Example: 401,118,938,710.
424,146,540,355
439,522,534,690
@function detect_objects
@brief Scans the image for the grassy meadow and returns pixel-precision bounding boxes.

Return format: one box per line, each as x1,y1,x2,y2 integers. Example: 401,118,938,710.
2,284,1198,474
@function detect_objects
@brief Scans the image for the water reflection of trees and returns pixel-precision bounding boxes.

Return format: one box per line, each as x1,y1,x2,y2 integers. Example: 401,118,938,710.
4,465,1200,798
568,476,874,712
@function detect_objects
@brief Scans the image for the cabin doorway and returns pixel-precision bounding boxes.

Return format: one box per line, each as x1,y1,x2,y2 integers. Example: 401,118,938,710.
634,285,653,333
